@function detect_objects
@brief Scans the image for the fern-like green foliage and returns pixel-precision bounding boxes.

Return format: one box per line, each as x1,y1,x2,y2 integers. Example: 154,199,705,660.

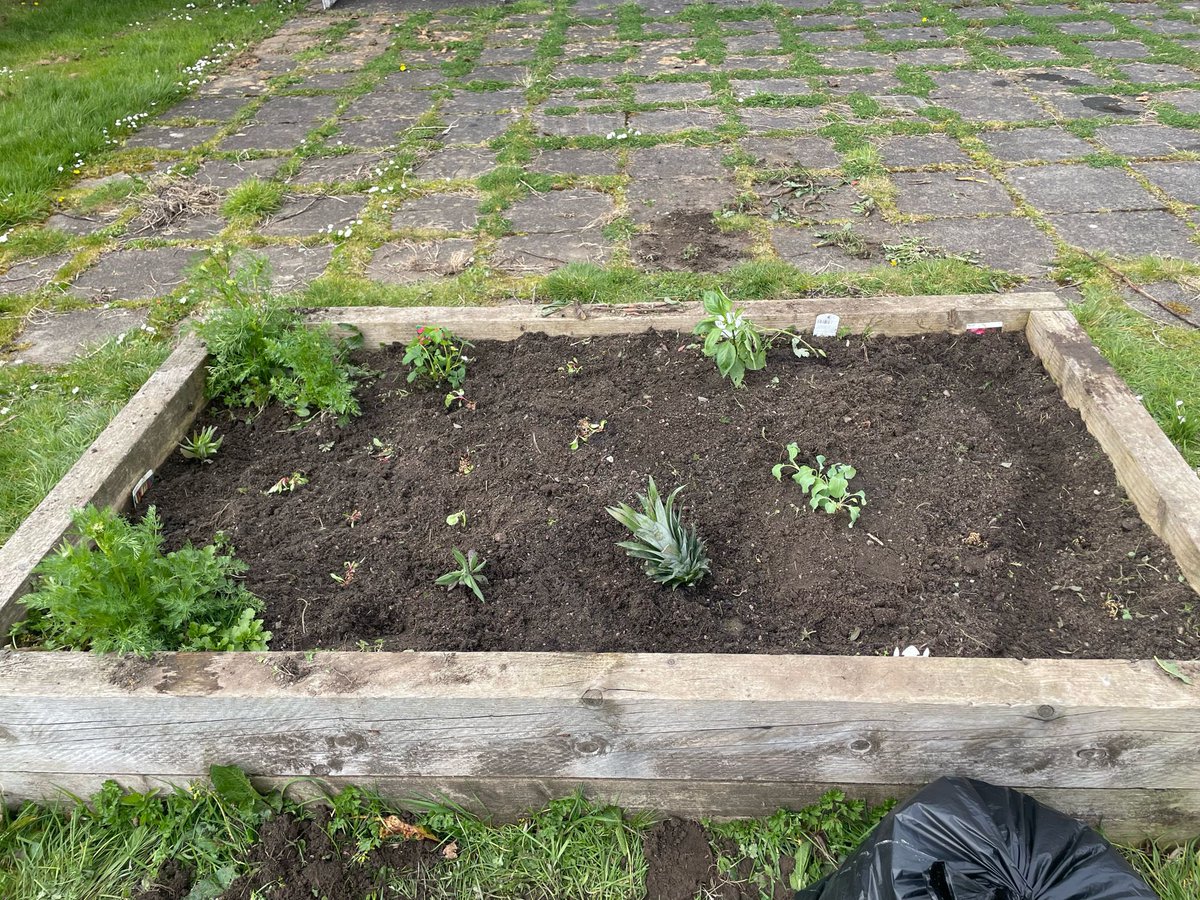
14,505,270,654
190,250,362,420
606,477,710,589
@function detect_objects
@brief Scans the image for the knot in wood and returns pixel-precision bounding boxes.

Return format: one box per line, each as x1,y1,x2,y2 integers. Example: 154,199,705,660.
581,688,605,707
311,763,332,776
849,738,873,754
1076,747,1109,764
572,734,609,756
1036,704,1056,719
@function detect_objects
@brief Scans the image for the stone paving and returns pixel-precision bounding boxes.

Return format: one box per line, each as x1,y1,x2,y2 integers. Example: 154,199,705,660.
5,0,1200,357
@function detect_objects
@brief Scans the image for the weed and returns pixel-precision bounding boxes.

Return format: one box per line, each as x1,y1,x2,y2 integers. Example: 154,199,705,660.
445,388,477,411
570,417,607,450
221,178,285,222
370,437,395,461
331,558,363,586
178,424,223,463
559,357,584,375
774,448,866,527
814,223,871,258
403,325,471,389
344,509,362,528
13,505,269,653
191,250,363,421
265,472,307,494
693,289,767,387
445,510,468,527
883,237,979,268
606,476,709,589
436,548,488,601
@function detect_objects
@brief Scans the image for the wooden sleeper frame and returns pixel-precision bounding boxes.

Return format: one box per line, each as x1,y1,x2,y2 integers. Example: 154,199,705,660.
2,293,1198,841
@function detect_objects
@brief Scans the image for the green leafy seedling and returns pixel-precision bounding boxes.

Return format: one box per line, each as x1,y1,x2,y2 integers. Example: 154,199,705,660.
436,548,488,601
265,472,307,494
446,510,468,527
404,325,472,389
179,425,223,463
693,290,767,388
606,477,710,588
774,446,867,527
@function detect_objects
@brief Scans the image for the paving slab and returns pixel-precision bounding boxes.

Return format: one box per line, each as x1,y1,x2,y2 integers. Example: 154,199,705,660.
14,308,149,364
770,226,879,273
1049,209,1200,259
190,158,285,190
980,24,1035,39
70,248,206,301
125,210,224,241
724,55,792,72
413,147,497,180
737,107,826,132
801,30,868,49
629,108,724,133
1019,68,1107,93
531,112,626,138
467,65,530,84
1009,164,1161,212
335,117,414,148
980,127,1094,162
291,153,390,185
932,91,1048,123
1121,280,1199,328
478,46,535,65
634,81,714,103
627,178,738,223
492,234,612,272
998,45,1067,63
366,240,475,283
43,212,114,237
441,89,526,117
1156,89,1200,115
732,78,815,100
258,195,367,237
344,92,433,118
1043,93,1143,119
0,253,71,296
233,245,333,292
879,134,972,167
821,73,902,95
891,47,970,66
629,146,727,180
503,189,616,233
892,171,1015,216
125,125,220,151
298,72,362,90
220,122,311,151
899,215,1056,275
1095,124,1200,156
724,33,783,53
1118,63,1198,84
528,150,620,175
1134,161,1200,205
820,50,893,69
390,194,481,232
742,136,840,168
439,115,514,144
163,94,249,121
1059,20,1117,36
254,95,340,124
1083,39,1151,58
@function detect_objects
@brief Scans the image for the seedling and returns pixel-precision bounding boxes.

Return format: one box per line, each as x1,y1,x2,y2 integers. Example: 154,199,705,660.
444,389,476,411
436,549,488,601
331,559,363,586
403,325,471,389
446,510,468,527
606,477,710,589
693,290,767,388
773,447,866,527
370,437,395,461
570,417,607,450
558,357,583,376
179,425,223,463
344,509,362,528
457,453,475,476
265,472,308,494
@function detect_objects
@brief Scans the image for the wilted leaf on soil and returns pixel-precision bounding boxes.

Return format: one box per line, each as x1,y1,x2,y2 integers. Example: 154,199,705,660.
380,815,438,842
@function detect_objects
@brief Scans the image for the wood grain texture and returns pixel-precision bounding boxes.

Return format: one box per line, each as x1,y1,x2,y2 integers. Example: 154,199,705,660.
2,650,1197,838
1027,310,1200,593
308,293,1067,346
0,338,208,632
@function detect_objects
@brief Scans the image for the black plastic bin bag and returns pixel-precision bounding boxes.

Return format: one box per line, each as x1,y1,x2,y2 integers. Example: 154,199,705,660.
796,777,1157,900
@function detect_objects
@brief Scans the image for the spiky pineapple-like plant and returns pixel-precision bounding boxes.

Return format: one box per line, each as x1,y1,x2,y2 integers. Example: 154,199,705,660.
606,477,710,589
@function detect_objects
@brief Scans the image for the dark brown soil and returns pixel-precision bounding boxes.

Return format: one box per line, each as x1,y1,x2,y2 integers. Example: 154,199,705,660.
149,330,1199,658
223,809,440,900
633,210,751,271
641,819,795,899
134,860,193,900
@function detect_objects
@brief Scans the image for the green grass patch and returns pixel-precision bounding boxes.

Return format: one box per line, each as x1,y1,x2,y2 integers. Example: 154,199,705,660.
220,178,285,223
0,0,304,230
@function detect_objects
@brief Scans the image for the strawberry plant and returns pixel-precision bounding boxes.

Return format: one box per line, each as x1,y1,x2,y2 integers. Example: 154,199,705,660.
606,477,710,588
404,326,471,389
773,446,866,527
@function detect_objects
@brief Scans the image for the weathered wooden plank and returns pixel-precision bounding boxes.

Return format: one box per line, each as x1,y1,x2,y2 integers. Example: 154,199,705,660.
1027,310,1200,594
2,652,1197,805
308,293,1066,345
0,338,208,632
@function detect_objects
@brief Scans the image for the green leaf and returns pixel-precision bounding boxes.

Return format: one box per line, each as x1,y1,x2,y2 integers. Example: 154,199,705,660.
1155,657,1194,685
210,764,268,813
771,464,785,481
715,341,736,373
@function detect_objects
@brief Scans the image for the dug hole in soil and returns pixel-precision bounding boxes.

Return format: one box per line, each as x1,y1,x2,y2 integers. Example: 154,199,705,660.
150,330,1199,658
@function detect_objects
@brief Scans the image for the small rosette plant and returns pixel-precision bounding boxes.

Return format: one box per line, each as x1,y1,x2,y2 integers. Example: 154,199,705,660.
606,477,710,589
403,325,471,390
693,290,766,388
773,446,867,527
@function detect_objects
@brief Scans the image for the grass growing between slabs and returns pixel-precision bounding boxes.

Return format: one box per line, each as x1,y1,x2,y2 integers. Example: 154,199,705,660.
0,0,304,230
0,771,1195,900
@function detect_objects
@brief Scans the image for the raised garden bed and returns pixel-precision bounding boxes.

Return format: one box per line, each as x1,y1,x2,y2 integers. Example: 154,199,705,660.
2,295,1199,840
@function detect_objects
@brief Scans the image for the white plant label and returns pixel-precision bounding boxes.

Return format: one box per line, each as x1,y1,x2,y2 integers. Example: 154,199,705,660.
813,313,840,337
